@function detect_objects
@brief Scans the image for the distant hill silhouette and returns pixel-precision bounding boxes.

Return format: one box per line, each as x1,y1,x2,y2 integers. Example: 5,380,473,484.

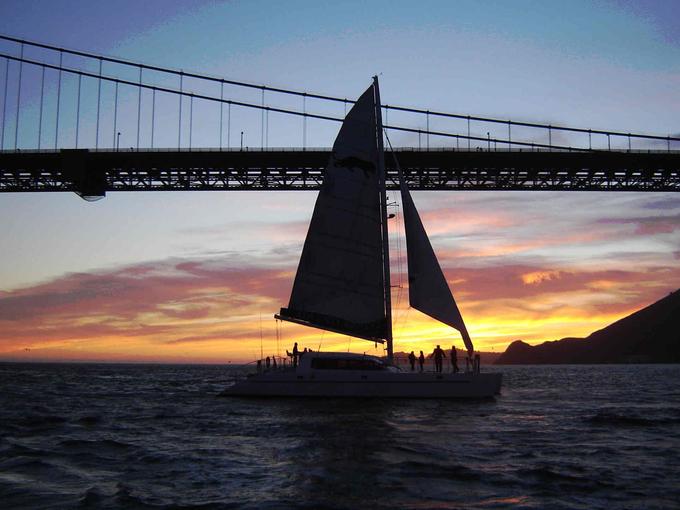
496,289,680,364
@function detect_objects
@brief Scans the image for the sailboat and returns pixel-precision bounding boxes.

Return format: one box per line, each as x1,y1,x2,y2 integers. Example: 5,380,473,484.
223,78,502,398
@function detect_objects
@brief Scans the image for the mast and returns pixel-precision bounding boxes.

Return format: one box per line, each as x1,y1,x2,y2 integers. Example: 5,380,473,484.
373,76,393,362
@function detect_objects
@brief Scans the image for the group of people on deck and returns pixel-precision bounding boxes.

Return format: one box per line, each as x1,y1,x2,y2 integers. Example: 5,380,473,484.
407,345,466,373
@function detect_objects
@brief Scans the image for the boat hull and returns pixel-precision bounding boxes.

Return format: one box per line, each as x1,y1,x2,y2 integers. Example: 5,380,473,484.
221,371,502,398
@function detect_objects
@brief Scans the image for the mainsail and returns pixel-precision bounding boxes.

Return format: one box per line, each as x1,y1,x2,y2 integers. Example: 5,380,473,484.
399,171,475,357
277,84,388,342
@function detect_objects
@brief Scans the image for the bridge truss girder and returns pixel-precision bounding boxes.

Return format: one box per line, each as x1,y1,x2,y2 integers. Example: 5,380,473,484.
1,149,679,196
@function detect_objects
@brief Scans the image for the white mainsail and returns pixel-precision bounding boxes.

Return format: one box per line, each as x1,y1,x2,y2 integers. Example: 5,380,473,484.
277,84,388,342
399,173,475,357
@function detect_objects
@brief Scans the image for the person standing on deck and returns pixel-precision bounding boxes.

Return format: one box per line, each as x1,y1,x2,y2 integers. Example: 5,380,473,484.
408,351,416,371
451,345,459,373
430,345,446,373
292,342,299,367
418,351,425,372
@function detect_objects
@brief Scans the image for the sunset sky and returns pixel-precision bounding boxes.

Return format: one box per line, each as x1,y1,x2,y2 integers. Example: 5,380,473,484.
1,0,679,363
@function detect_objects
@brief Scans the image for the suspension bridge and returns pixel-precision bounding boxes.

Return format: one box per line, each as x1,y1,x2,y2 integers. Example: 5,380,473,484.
0,35,678,199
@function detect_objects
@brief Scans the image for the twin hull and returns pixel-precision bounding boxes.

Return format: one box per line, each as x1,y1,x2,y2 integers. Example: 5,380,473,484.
223,370,503,398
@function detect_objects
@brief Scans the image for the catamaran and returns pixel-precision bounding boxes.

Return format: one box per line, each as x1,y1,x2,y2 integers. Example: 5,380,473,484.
222,77,502,398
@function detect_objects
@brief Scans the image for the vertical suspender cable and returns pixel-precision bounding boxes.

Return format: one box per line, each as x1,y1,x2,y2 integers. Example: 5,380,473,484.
426,110,429,150
467,116,470,150
227,102,231,149
302,94,306,149
96,58,102,149
112,81,118,148
219,81,223,149
178,72,183,149
14,43,23,150
38,65,45,149
265,107,269,148
508,121,511,149
75,73,82,148
2,58,9,150
261,88,264,148
55,51,62,149
151,88,156,149
189,94,193,149
136,66,142,150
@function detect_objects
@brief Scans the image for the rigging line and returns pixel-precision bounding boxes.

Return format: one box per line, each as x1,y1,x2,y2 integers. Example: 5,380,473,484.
14,42,23,150
38,65,44,149
383,129,405,332
259,313,263,361
1,57,8,150
96,58,102,149
318,330,324,353
2,35,678,141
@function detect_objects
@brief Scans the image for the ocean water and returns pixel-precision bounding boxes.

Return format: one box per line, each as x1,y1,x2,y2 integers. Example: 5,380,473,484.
1,363,679,509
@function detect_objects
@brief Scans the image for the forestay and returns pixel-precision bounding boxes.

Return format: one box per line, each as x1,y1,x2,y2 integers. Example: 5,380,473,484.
277,85,388,342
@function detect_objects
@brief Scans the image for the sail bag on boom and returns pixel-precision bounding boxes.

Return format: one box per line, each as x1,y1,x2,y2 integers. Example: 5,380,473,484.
277,85,388,343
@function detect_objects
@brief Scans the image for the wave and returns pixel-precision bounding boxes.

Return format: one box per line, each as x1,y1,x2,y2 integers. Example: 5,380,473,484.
585,410,680,427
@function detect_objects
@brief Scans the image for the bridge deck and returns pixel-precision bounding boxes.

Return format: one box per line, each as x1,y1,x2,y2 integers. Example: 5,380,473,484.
1,149,679,196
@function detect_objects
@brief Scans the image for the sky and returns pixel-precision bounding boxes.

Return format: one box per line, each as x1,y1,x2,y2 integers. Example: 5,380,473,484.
0,0,679,363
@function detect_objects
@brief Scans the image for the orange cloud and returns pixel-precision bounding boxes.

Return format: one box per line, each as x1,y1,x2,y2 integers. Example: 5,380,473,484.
2,249,677,363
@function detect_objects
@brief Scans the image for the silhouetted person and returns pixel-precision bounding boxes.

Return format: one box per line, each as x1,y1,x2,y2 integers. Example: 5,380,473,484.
292,342,299,367
257,359,262,373
418,351,425,372
408,351,416,371
272,356,277,369
430,345,446,373
451,345,459,373
265,356,271,370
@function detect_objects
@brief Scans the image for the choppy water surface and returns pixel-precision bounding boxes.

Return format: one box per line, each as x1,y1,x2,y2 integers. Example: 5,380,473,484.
1,363,679,509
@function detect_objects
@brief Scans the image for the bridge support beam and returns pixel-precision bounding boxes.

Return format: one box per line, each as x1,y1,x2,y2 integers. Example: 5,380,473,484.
1,149,679,195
